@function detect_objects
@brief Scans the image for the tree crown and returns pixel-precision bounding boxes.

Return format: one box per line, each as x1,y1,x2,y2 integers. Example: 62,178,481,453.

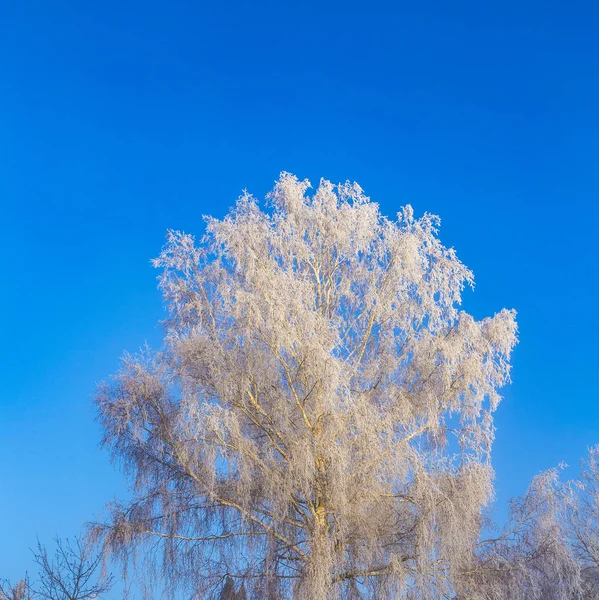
96,173,518,599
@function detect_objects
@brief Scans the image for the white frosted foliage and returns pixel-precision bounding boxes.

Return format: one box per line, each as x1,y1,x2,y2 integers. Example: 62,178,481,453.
95,173,518,599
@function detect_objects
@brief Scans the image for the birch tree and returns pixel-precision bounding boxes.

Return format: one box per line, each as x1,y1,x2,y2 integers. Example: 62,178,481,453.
567,447,599,597
458,466,580,599
94,173,518,599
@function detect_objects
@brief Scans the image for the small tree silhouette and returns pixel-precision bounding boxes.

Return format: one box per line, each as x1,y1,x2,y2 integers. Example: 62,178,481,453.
219,576,246,600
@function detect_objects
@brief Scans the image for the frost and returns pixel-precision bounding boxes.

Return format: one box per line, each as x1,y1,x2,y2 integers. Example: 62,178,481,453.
94,173,520,599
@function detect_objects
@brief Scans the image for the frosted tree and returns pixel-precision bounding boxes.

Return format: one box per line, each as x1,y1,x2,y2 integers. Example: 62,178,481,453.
566,447,599,597
458,466,580,599
94,173,518,599
0,577,34,600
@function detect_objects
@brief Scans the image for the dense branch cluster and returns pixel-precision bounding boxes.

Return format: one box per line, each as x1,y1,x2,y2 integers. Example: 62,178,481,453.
0,537,112,600
90,173,588,599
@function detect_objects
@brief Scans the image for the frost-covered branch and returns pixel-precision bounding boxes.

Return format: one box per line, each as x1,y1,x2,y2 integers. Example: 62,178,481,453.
94,173,518,599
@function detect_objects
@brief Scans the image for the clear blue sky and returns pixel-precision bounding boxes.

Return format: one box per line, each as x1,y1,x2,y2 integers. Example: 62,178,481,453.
2,0,598,586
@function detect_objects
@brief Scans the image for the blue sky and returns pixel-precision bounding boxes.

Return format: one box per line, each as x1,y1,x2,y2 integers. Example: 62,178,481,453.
1,0,598,586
